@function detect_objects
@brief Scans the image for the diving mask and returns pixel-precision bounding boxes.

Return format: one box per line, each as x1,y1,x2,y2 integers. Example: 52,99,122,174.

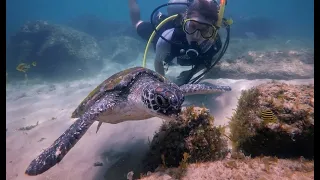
183,19,217,39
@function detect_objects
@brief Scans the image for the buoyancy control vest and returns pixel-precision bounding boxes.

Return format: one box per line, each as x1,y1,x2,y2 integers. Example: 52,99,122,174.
163,27,222,68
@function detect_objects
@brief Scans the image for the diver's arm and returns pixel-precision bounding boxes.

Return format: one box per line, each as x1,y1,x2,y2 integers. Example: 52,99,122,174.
154,60,165,76
154,29,173,76
154,42,169,76
128,0,143,28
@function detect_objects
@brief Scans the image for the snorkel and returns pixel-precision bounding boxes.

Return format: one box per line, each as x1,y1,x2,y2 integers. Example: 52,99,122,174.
216,0,226,28
142,0,232,84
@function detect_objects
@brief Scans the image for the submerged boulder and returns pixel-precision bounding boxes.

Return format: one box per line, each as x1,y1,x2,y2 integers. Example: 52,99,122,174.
229,82,314,159
143,107,229,172
6,20,103,81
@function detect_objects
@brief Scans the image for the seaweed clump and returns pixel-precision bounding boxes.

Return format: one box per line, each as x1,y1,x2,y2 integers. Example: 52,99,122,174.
229,81,314,159
143,106,229,173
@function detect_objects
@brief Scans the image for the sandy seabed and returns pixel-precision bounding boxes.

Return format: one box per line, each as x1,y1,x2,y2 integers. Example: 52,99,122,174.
6,70,313,180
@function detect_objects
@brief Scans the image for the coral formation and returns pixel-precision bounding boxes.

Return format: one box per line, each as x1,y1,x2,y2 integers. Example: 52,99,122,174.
142,106,229,174
229,81,314,159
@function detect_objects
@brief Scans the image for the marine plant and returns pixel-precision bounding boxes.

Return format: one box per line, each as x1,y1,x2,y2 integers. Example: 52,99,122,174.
143,106,229,173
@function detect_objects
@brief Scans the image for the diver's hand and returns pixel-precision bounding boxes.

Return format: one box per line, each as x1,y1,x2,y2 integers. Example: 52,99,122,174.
154,60,165,76
177,70,193,79
176,70,194,84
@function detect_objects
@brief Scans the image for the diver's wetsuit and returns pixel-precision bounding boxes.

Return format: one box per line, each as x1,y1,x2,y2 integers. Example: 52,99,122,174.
136,14,222,84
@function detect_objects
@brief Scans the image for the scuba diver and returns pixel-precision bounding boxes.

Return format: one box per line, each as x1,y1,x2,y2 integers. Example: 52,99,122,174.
128,0,231,85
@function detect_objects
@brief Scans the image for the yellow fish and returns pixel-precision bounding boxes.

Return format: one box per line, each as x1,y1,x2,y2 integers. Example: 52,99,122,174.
32,61,37,66
225,18,233,25
261,110,277,124
16,63,30,73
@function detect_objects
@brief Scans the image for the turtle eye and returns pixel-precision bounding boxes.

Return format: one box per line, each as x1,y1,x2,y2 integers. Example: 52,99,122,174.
155,95,169,107
169,96,178,106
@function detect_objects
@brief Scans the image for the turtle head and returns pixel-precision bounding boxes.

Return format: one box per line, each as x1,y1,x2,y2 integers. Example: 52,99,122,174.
142,83,184,120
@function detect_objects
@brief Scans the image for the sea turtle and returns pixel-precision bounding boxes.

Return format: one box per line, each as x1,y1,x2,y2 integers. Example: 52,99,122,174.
25,66,231,176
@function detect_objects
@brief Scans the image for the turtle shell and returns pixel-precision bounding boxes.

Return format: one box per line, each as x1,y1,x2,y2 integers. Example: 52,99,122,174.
71,66,167,118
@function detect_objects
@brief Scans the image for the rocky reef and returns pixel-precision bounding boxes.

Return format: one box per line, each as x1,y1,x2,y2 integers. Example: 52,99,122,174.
206,48,314,80
6,20,103,81
142,106,229,176
139,156,314,180
229,82,314,159
136,82,314,180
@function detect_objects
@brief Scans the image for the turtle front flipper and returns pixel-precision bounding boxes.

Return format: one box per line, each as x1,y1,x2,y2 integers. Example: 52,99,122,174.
179,82,232,96
25,95,117,176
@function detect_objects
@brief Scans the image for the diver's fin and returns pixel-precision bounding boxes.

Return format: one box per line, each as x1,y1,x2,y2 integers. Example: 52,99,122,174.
96,121,102,134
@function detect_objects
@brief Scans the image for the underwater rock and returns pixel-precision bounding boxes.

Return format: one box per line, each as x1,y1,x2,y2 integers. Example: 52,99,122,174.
6,20,103,81
143,106,229,172
99,36,145,64
206,49,314,80
229,82,314,159
140,156,314,180
66,14,138,41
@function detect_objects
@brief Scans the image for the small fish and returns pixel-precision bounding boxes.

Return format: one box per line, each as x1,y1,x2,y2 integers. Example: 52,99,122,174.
16,63,30,73
32,61,37,66
225,18,233,25
261,110,277,123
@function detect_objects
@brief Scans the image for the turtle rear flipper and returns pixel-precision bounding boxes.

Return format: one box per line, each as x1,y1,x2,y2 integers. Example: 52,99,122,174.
25,95,117,176
179,83,232,96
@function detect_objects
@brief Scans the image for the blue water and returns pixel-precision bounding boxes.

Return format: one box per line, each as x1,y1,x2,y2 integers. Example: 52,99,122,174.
6,0,314,41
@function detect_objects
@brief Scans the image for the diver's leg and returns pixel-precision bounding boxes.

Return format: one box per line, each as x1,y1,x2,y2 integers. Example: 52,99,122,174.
128,0,143,28
128,0,154,41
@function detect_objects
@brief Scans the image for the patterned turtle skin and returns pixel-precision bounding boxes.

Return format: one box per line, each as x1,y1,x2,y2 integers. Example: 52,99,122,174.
25,67,232,176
